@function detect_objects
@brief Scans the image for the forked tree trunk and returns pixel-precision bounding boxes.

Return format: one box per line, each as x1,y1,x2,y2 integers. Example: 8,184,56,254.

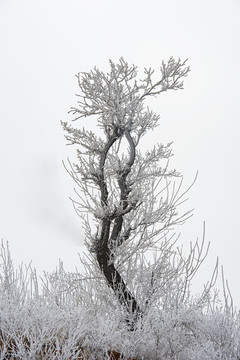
95,127,142,329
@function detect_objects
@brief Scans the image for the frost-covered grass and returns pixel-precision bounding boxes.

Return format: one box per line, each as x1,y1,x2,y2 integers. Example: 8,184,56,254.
0,242,240,360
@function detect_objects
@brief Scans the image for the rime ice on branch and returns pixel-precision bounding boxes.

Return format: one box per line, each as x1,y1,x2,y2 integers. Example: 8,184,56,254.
62,57,191,328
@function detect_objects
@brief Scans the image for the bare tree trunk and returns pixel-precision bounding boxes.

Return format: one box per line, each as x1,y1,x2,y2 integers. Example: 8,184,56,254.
96,221,142,330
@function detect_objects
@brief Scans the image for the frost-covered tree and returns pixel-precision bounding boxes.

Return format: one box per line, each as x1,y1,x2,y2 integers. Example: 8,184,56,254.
61,57,210,329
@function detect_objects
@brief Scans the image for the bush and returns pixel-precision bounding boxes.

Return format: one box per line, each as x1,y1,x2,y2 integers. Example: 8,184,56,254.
0,241,240,359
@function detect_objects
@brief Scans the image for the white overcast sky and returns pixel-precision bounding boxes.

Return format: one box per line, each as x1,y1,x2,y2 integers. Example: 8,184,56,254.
0,0,240,305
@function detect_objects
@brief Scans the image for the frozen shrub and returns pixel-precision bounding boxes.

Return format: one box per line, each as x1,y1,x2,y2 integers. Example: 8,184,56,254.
0,241,240,359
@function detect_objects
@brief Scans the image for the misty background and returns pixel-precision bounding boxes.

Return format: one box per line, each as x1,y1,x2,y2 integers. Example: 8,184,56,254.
0,0,240,306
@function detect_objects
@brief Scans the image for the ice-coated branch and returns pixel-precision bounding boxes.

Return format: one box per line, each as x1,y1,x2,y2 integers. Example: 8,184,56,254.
140,57,190,99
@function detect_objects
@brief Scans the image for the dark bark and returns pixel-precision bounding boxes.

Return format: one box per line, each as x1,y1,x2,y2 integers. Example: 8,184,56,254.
96,233,142,329
96,126,142,330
